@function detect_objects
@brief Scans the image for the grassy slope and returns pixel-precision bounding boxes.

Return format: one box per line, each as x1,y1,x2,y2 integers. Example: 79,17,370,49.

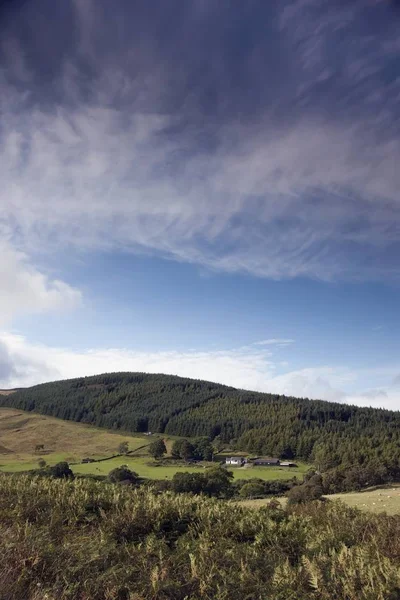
0,407,308,480
0,407,154,470
238,485,400,515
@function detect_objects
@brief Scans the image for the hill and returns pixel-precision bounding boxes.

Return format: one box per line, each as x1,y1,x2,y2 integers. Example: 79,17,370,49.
1,372,399,487
0,407,153,471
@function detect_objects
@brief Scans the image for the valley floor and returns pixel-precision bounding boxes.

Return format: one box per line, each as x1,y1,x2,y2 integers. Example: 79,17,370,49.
0,407,308,481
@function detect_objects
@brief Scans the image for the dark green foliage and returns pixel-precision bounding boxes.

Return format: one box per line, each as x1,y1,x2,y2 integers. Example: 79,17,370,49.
202,465,234,497
49,462,74,479
192,437,214,461
1,372,400,486
172,471,205,494
108,466,138,484
37,458,46,469
172,466,233,497
1,474,400,600
171,438,194,460
172,437,214,461
234,478,296,498
148,438,167,459
239,481,266,498
287,476,324,505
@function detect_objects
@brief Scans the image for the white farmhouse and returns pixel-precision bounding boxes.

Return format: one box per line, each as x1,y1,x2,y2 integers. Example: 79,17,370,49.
225,456,246,466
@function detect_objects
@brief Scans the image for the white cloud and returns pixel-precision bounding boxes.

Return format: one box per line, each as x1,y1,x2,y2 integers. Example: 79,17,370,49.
1,333,399,411
254,339,295,346
0,242,81,326
0,333,276,392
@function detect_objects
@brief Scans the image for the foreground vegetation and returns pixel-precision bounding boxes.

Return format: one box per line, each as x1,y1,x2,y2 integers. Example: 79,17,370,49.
2,372,399,493
1,473,400,600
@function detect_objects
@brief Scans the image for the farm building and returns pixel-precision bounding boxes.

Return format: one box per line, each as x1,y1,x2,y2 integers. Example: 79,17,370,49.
225,457,246,466
280,461,297,467
253,458,280,466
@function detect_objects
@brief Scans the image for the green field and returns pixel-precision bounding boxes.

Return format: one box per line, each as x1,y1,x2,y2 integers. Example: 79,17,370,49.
0,407,163,472
73,456,308,480
238,485,400,515
0,407,309,481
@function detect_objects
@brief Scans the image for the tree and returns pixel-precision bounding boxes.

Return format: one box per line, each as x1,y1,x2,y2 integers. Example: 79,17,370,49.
50,462,74,479
193,438,213,461
212,435,225,453
118,441,129,455
203,466,234,498
148,438,167,460
38,458,46,469
287,481,323,505
179,439,194,461
171,439,185,459
108,466,138,484
172,472,205,494
239,482,265,499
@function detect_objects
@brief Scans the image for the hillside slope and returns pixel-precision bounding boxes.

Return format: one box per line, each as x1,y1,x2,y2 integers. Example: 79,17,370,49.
1,372,399,478
0,407,153,469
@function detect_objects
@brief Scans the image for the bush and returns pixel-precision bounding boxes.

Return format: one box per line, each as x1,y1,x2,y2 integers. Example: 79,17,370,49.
287,481,324,505
49,462,74,479
108,466,139,484
239,482,265,499
171,466,233,497
172,471,205,494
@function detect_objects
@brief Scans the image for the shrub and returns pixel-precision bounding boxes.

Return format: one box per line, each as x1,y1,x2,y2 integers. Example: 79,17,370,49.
49,462,74,479
108,466,139,484
287,481,324,505
239,482,265,499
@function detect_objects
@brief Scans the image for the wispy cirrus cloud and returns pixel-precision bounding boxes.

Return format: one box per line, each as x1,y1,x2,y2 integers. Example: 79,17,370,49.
253,339,295,346
1,0,400,283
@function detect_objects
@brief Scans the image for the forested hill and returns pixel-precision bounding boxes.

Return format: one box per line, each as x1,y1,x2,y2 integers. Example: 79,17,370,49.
1,372,399,475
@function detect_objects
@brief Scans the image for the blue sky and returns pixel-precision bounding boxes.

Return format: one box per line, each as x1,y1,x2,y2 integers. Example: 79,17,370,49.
0,0,400,409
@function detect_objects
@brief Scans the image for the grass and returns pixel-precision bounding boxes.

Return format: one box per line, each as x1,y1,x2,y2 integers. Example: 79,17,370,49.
0,407,155,471
74,457,308,480
238,485,400,515
326,485,400,515
0,407,309,480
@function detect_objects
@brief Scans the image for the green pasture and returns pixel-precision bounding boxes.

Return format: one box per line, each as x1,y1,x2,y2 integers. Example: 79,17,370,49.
74,458,308,480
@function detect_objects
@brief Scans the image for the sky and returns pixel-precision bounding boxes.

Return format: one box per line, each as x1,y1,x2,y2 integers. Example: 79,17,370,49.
0,0,400,410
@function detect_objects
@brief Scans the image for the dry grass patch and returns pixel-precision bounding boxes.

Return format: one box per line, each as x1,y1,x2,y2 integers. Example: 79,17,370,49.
0,408,152,470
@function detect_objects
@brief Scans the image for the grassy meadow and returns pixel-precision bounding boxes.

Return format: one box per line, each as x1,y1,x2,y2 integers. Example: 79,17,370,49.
238,485,400,515
0,407,308,481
